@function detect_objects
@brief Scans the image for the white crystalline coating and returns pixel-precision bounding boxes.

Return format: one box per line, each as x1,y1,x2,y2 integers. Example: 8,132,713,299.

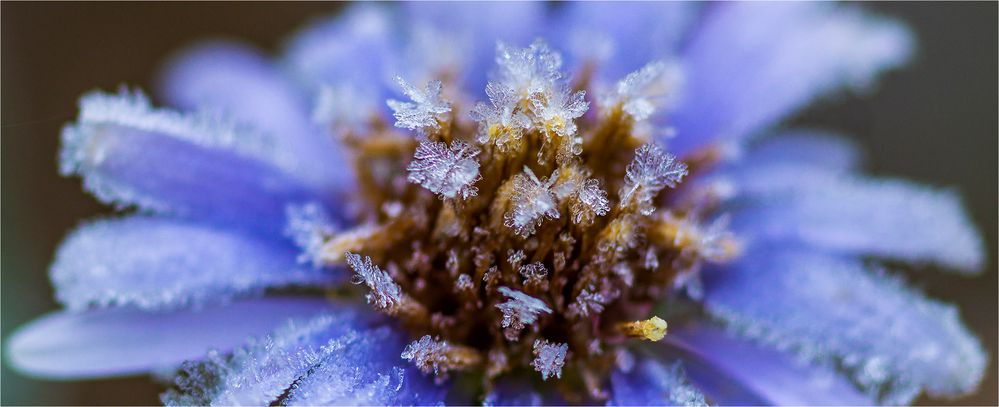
572,178,610,224
572,288,607,318
496,287,552,331
504,167,561,236
400,335,450,376
494,39,563,96
407,139,481,199
531,339,568,381
386,77,451,133
519,262,548,281
620,143,688,215
285,203,337,268
470,81,532,147
705,249,988,404
345,252,402,311
531,85,589,138
602,61,684,121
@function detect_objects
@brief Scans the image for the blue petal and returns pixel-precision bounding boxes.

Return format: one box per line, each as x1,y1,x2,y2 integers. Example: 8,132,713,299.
157,41,351,191
726,176,985,272
482,377,544,406
60,90,324,235
51,216,340,311
663,321,873,406
737,130,864,172
162,310,446,405
283,4,397,99
552,2,700,81
702,248,987,404
670,2,913,155
405,2,545,93
608,358,707,406
5,297,337,380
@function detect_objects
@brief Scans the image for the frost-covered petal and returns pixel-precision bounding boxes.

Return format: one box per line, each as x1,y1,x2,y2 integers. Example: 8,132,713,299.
51,216,338,311
738,130,864,171
158,41,350,191
60,90,323,235
663,322,873,406
6,298,336,380
482,377,544,406
701,248,987,403
608,358,707,406
552,2,699,80
670,2,913,154
728,177,985,272
161,309,446,406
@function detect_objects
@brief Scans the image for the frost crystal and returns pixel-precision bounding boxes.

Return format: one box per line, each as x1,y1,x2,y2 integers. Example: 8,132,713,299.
496,286,552,340
386,77,451,133
401,335,449,376
620,143,688,215
504,167,560,236
407,139,481,199
570,288,607,318
603,61,683,121
570,178,610,224
531,85,589,161
531,339,568,381
495,40,563,96
470,82,532,149
345,252,402,312
285,203,336,268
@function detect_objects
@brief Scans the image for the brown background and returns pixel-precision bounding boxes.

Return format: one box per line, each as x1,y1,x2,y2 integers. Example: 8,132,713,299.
2,2,996,405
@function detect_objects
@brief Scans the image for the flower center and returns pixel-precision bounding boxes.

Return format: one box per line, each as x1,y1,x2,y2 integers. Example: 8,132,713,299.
299,40,740,401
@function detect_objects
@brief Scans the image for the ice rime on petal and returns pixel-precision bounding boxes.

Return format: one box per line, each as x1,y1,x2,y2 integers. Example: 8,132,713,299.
702,248,987,404
603,61,684,121
386,77,451,133
620,143,688,215
496,287,552,337
52,216,335,311
407,139,481,199
609,360,707,406
345,252,402,312
531,339,568,381
504,167,561,236
162,312,445,406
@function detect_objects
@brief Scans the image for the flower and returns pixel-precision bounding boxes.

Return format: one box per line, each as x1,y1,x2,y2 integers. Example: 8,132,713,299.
6,2,987,406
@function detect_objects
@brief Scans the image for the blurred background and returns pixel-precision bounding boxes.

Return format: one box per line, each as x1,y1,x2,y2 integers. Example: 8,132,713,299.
1,2,995,405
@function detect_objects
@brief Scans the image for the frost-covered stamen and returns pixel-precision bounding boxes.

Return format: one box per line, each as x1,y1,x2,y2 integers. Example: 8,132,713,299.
619,143,688,215
504,167,561,236
531,339,568,381
470,82,532,151
285,203,337,268
531,85,589,162
407,139,481,199
602,61,683,121
401,335,482,377
386,77,451,133
568,287,607,318
496,287,552,340
345,252,402,312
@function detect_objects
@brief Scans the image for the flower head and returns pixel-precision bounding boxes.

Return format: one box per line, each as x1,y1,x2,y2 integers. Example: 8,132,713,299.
7,3,987,406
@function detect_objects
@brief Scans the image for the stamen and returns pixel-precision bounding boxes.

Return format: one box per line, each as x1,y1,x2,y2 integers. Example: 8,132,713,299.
617,316,669,341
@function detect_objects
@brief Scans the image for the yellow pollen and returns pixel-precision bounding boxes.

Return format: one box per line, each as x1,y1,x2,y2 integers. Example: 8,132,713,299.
617,316,669,341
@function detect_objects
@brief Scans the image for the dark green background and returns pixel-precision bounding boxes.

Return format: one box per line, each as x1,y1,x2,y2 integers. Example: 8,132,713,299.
2,2,996,405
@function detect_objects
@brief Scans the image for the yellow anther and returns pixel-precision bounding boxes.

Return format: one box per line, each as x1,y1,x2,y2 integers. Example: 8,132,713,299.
617,316,668,341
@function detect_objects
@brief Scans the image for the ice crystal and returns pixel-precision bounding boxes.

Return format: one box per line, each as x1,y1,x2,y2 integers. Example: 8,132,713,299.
470,82,532,149
406,139,481,199
531,339,568,381
401,335,449,376
603,61,683,121
285,203,337,268
344,252,402,312
386,77,451,133
569,288,607,318
496,287,552,340
620,143,688,215
494,39,563,96
504,167,560,236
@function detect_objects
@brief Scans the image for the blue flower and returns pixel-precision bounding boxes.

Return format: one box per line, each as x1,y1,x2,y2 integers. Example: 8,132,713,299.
7,3,987,406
